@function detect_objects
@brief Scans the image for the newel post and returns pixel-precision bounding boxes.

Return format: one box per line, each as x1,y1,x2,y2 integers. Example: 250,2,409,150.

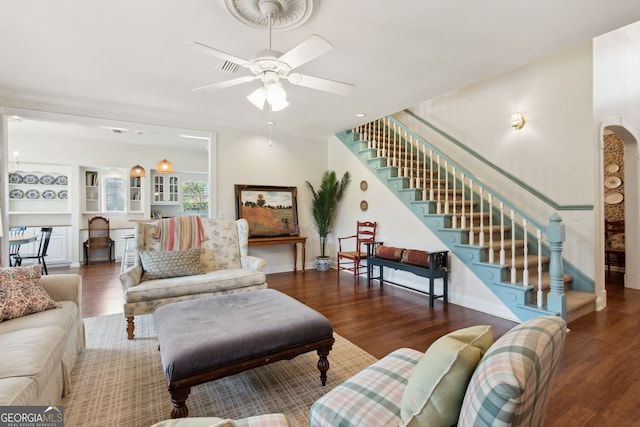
546,213,567,320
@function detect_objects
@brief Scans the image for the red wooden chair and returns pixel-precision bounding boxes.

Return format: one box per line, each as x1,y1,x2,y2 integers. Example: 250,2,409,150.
337,221,377,281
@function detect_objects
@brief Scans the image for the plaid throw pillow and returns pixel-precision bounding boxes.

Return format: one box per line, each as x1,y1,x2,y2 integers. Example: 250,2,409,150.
0,265,61,321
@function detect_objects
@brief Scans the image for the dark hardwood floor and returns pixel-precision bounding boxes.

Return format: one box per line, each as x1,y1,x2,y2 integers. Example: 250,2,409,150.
50,263,637,426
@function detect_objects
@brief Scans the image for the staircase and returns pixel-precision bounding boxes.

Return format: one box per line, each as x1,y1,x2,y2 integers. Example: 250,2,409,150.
337,116,596,323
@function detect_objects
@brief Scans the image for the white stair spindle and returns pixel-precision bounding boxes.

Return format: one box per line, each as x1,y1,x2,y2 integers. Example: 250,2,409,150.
422,145,428,200
404,130,409,177
478,187,485,247
429,149,434,201
444,161,449,215
452,166,457,229
488,194,494,263
499,202,505,265
468,178,474,245
436,155,442,214
460,172,466,230
510,210,516,283
522,219,528,286
409,135,415,188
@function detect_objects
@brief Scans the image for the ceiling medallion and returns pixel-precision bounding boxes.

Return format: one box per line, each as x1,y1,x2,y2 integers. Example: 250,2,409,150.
225,0,318,30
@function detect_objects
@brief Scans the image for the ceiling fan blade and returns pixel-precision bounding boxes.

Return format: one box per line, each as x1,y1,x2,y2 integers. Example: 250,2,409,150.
184,41,252,67
192,75,257,92
287,73,354,96
278,34,333,70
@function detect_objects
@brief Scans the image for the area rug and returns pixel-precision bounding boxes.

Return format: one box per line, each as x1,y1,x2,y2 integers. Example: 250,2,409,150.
60,313,377,427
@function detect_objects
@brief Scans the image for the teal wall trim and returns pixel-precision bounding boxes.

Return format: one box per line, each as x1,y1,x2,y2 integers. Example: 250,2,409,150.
403,109,593,211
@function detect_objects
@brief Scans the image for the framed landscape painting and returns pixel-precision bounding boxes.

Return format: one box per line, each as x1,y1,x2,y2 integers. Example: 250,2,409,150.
235,185,300,237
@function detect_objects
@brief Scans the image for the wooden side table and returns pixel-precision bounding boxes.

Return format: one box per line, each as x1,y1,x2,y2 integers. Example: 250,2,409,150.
248,235,307,273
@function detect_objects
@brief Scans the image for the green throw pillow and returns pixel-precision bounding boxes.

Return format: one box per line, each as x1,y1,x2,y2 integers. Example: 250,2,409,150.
140,247,203,281
400,325,493,427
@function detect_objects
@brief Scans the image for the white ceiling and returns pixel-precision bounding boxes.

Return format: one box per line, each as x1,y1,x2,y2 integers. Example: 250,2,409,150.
1,0,640,141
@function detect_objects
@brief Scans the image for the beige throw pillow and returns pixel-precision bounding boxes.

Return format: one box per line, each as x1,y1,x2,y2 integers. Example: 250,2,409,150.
400,324,493,427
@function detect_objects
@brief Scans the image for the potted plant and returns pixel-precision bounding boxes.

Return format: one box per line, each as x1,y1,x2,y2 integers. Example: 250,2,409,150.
306,170,351,271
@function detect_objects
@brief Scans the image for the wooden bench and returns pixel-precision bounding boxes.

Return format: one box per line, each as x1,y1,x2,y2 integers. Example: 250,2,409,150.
365,242,449,307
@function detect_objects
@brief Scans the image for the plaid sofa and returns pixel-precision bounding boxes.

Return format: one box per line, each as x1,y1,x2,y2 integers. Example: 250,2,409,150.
309,315,567,427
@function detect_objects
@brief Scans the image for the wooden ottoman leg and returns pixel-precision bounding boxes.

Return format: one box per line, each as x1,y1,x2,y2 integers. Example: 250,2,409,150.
170,387,191,418
317,344,333,386
126,316,135,340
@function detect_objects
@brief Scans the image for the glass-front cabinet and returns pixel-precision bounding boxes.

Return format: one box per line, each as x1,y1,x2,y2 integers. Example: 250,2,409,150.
153,173,180,204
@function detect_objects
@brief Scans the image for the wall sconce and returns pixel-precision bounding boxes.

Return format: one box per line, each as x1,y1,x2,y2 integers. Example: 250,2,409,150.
156,159,174,174
130,164,146,177
510,113,525,130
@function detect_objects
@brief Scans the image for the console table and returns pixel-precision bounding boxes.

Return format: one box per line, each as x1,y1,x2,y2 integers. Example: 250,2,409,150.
248,235,307,273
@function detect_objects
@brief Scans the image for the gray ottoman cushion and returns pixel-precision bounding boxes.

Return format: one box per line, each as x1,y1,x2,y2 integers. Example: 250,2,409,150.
154,289,333,382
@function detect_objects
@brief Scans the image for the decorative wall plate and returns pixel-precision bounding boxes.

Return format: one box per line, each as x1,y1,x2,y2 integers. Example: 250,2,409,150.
39,174,55,185
605,192,624,204
605,176,622,189
360,200,368,211
42,190,57,199
8,173,23,184
55,175,68,185
57,190,68,199
9,189,24,199
25,189,40,199
22,174,39,184
606,163,620,174
360,180,368,191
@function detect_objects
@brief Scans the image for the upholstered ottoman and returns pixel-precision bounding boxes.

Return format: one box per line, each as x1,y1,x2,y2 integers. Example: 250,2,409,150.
154,289,335,419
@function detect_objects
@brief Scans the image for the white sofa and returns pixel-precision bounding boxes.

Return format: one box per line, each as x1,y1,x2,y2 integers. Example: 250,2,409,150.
0,273,85,405
119,218,267,340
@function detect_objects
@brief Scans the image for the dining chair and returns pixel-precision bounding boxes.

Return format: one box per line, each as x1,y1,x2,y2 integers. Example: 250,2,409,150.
12,227,53,274
8,226,27,267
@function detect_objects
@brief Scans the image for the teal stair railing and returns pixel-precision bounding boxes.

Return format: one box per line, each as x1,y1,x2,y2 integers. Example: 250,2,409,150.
337,116,595,321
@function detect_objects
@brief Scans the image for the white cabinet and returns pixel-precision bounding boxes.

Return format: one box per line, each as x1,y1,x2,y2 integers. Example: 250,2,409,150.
129,176,144,212
8,163,71,215
82,167,141,213
152,173,180,205
82,168,101,213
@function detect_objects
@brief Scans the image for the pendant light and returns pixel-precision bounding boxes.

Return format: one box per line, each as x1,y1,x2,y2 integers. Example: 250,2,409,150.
130,132,146,177
156,159,174,174
130,164,146,177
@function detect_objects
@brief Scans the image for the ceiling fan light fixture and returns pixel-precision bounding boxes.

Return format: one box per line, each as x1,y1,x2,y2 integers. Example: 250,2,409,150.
266,81,287,103
247,87,266,110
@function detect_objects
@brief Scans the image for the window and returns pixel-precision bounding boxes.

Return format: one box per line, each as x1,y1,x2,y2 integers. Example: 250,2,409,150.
182,180,209,217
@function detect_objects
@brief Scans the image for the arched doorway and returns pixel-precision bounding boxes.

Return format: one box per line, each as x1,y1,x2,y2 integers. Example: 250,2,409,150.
601,121,639,292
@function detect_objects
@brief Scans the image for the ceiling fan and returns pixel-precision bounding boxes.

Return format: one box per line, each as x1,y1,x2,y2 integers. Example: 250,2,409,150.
186,0,354,111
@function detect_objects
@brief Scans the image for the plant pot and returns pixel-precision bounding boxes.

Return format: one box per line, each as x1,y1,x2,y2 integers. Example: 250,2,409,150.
314,256,332,272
